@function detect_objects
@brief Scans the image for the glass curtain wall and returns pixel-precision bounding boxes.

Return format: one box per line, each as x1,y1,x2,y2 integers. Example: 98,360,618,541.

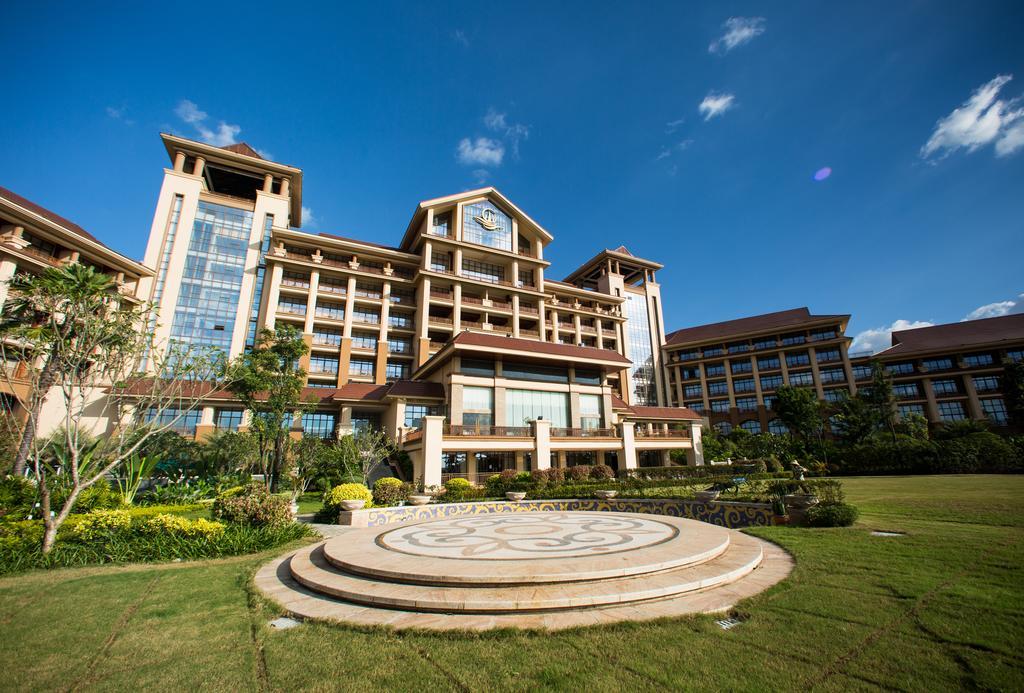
504,390,569,427
623,292,657,405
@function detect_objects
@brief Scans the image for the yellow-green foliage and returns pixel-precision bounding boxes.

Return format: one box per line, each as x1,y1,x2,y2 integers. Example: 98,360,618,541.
372,477,407,506
445,478,472,491
143,514,225,538
73,510,133,540
323,483,373,511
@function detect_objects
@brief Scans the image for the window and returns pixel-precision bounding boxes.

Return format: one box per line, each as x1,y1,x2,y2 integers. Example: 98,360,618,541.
685,402,705,413
351,332,378,350
430,251,452,273
679,366,700,380
820,367,846,384
389,289,414,305
705,363,726,377
315,300,345,321
351,413,381,431
145,407,200,434
710,399,730,413
937,401,966,421
387,337,412,354
781,333,806,346
898,403,925,418
307,381,336,389
704,346,724,357
462,386,494,427
431,213,451,237
736,397,757,412
352,307,380,324
404,404,438,429
740,420,761,434
707,380,729,396
281,271,309,288
277,297,307,315
810,329,838,341
963,353,994,368
760,374,783,391
623,292,658,405
215,409,243,430
459,358,495,377
566,451,597,466
757,356,781,371
973,375,1000,392
816,348,841,363
931,379,959,396
302,413,337,439
389,312,413,329
503,361,568,383
574,369,602,385
312,328,342,346
318,276,347,295
980,398,1008,425
713,421,732,435
385,361,409,381
727,342,749,354
788,371,814,386
733,378,755,393
824,388,846,402
763,395,778,410
463,201,513,251
768,418,788,434
349,358,374,376
684,384,703,398
886,362,914,375
785,352,810,368
893,383,919,399
353,281,381,299
753,338,776,350
852,364,873,380
441,452,467,475
731,360,753,374
309,356,339,375
517,269,535,287
922,357,953,371
504,389,569,427
461,258,505,284
579,394,603,429
1007,350,1024,363
678,350,700,362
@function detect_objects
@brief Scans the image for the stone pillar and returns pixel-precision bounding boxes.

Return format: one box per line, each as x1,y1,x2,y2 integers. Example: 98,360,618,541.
963,375,983,420
532,419,551,470
280,177,290,198
304,270,320,334
195,406,216,442
263,173,274,193
193,156,206,178
173,151,186,172
0,258,18,318
687,420,704,466
620,421,638,471
421,416,445,488
922,378,940,423
452,283,462,331
343,277,357,338
808,346,825,398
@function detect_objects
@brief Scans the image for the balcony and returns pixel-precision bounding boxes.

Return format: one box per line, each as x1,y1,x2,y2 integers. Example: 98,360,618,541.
634,428,690,439
551,427,616,438
445,424,532,437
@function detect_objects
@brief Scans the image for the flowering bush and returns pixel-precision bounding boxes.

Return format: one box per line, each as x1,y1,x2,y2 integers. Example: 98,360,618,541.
565,465,592,481
323,483,373,513
73,509,133,540
212,483,292,527
589,464,614,481
143,514,225,538
372,477,408,506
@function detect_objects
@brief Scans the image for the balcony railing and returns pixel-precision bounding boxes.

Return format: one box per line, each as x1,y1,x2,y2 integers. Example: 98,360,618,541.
429,316,453,326
550,427,616,438
445,424,532,437
519,305,539,316
634,428,690,439
519,329,540,338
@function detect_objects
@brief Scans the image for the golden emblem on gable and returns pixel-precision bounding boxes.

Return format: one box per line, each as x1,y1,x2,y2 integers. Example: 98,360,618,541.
474,207,501,231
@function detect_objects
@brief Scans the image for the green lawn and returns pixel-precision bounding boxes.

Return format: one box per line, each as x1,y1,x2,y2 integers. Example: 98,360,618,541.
1,475,1022,691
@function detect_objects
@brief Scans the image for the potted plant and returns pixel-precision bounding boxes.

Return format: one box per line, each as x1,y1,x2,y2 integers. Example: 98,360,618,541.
695,487,721,503
407,475,432,505
339,499,366,511
768,480,790,525
594,489,618,500
506,491,527,502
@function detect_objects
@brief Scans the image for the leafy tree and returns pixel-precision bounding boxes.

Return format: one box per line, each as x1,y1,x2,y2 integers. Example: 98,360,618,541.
199,429,260,478
862,360,898,442
773,385,828,458
1003,361,1024,429
336,428,397,485
226,325,313,491
894,412,930,440
831,392,880,446
0,264,227,552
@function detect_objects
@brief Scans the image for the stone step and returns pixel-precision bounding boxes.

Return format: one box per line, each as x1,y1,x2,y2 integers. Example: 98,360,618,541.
287,533,764,614
321,513,732,586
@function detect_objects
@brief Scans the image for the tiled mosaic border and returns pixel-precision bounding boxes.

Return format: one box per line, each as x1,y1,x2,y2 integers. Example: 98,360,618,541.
340,498,773,529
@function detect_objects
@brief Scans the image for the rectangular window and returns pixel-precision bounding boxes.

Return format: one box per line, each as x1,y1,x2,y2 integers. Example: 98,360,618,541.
852,364,873,380
441,452,467,475
680,366,700,380
390,288,414,305
145,407,201,434
785,352,811,368
886,362,915,375
684,384,703,398
474,451,516,474
705,363,726,377
931,379,959,395
763,395,778,410
753,338,777,350
504,389,569,427
704,347,724,357
760,374,783,391
820,367,846,384
312,327,342,346
973,375,1000,392
815,348,841,363
1007,350,1024,363
574,369,602,385
215,409,243,430
733,378,755,393
385,361,410,381
463,201,513,251
893,383,919,399
980,398,1008,425
315,300,345,321
727,342,749,354
318,276,347,295
461,258,505,284
517,269,535,287
387,337,412,354
824,388,846,402
503,362,568,383
710,399,730,413
898,403,925,418
349,358,374,376
277,297,307,316
685,401,705,413
707,380,729,396
389,312,413,329
810,329,837,341
781,333,806,346
431,213,451,237
678,350,700,362
735,396,757,412
463,386,494,427
757,356,781,371
302,413,337,439
404,404,438,428
460,358,496,377
281,271,309,288
355,281,382,299
938,401,966,421
963,353,995,368
579,393,603,429
730,360,752,374
309,356,339,374
430,251,451,273
352,307,380,324
788,371,814,386
922,357,953,371
351,332,378,350
565,451,596,467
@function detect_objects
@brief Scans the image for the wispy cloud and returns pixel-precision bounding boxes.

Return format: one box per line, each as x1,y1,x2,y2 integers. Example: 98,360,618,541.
456,137,504,167
174,99,242,147
484,107,529,158
921,75,1024,160
665,117,686,134
453,29,469,47
851,319,935,354
301,206,317,229
962,293,1024,321
709,17,766,54
105,105,135,126
699,92,736,121
471,169,490,185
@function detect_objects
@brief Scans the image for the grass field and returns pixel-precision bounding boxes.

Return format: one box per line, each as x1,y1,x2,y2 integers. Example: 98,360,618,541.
1,475,1021,691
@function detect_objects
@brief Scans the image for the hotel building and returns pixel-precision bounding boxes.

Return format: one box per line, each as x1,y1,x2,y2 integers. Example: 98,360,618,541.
136,134,702,484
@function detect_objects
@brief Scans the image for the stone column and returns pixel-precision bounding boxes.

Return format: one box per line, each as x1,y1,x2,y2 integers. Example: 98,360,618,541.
173,151,186,172
304,270,320,334
532,419,551,470
687,420,704,466
193,156,206,177
195,406,216,442
962,375,983,420
808,346,825,398
421,416,445,488
343,277,357,338
620,421,638,471
922,378,940,423
0,258,19,318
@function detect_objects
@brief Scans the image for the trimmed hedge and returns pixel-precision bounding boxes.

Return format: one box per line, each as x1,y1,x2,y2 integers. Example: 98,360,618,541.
831,433,1023,476
211,483,292,527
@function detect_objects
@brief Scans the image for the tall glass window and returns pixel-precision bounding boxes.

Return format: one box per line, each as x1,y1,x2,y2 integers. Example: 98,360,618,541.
169,201,252,352
623,292,657,405
579,394,603,429
215,409,244,430
302,412,337,439
462,201,512,251
245,215,274,349
462,386,494,427
504,389,569,427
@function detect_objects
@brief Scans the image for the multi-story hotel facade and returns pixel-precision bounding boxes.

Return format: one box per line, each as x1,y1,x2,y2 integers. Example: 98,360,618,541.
135,134,702,485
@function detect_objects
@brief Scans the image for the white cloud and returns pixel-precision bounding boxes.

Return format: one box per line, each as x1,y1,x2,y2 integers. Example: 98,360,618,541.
471,169,489,185
699,92,736,120
920,74,1024,160
656,148,672,161
665,117,686,133
301,206,317,229
174,99,241,147
105,106,134,125
962,293,1024,321
256,148,275,161
483,107,529,158
456,137,504,166
676,138,694,151
453,29,469,47
709,17,766,54
851,319,935,354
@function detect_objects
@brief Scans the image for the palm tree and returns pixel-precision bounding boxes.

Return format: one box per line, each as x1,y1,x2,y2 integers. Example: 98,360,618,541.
0,263,118,476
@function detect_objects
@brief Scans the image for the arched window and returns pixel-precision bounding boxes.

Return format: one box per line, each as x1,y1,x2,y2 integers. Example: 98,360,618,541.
713,421,732,435
740,419,761,434
768,418,788,435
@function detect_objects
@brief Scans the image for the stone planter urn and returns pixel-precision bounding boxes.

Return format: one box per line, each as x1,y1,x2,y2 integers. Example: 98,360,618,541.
407,494,432,506
289,500,300,518
339,499,366,511
506,491,527,502
695,490,721,503
784,493,819,510
594,490,618,500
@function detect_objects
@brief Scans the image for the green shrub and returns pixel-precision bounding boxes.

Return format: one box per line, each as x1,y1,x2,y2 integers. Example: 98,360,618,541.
565,465,592,481
322,483,373,517
372,477,408,506
73,509,133,541
832,433,1022,475
143,514,225,538
442,477,479,502
52,480,122,514
0,476,37,521
590,464,614,481
805,502,859,527
212,483,292,527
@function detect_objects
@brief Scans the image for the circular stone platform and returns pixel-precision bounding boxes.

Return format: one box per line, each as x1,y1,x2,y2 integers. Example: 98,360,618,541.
255,511,794,631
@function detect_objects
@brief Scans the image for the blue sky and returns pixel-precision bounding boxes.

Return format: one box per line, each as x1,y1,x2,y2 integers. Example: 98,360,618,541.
1,1,1022,352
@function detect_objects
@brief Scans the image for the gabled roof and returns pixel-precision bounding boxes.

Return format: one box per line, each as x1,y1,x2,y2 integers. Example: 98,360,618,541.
875,313,1024,358
665,307,850,347
220,142,263,159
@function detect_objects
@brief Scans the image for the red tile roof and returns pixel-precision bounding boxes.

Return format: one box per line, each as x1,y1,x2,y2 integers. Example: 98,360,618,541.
877,313,1024,357
0,185,105,247
386,380,446,399
220,142,263,159
333,383,390,401
451,331,631,365
666,307,849,346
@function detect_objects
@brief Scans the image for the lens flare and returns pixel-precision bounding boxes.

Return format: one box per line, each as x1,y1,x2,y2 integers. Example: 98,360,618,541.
813,167,832,181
